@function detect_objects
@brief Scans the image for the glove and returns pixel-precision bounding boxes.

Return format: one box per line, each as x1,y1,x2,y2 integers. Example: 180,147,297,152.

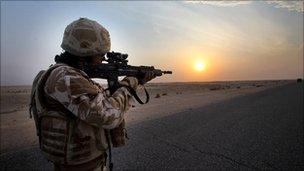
119,77,139,90
137,71,156,85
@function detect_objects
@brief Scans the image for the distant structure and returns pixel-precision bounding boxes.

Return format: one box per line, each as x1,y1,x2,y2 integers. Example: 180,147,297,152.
296,78,302,83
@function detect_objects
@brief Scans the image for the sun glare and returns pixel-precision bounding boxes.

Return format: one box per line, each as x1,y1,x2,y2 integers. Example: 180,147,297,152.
195,61,205,71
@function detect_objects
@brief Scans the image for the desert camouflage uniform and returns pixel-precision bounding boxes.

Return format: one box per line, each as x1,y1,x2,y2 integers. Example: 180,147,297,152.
32,63,137,170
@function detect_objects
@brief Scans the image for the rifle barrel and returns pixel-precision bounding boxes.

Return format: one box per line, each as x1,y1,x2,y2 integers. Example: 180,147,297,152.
162,71,172,74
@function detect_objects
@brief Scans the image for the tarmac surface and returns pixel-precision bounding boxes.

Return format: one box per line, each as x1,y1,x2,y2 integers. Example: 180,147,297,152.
1,83,303,170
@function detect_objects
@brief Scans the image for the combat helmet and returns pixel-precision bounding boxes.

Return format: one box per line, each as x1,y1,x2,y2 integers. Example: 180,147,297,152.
61,18,111,57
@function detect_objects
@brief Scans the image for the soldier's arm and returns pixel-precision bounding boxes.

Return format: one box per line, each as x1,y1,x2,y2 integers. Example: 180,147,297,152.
45,66,137,129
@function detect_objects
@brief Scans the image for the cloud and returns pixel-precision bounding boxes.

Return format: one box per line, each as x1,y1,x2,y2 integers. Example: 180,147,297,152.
267,1,304,12
186,1,303,12
185,1,252,7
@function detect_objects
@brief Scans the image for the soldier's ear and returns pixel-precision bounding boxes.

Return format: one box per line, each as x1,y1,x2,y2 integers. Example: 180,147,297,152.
78,56,87,62
90,56,103,65
100,53,106,61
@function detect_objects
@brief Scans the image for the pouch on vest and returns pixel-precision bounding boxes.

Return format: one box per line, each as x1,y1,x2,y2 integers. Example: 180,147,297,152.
110,119,128,147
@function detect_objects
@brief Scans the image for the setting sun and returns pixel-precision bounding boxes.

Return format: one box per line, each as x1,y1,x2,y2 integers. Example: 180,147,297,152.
195,61,206,71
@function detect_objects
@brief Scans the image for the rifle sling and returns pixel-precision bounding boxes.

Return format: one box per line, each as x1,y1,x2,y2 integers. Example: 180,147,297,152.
122,85,150,104
106,84,150,104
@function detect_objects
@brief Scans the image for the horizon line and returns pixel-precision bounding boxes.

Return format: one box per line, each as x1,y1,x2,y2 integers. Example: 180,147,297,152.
1,78,301,87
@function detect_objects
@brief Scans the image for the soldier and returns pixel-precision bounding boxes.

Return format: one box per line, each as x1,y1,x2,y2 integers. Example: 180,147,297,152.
29,18,155,171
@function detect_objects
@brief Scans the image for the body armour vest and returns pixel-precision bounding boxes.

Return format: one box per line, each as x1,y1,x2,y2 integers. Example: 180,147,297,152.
30,64,109,165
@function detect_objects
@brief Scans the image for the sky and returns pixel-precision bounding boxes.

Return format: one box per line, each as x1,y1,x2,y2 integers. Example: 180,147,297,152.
1,1,303,85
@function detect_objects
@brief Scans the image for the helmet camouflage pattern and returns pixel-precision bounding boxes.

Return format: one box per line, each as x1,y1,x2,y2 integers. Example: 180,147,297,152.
61,18,111,57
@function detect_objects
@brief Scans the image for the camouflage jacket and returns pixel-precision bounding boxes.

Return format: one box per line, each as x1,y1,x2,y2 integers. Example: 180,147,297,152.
44,64,135,129
32,63,136,165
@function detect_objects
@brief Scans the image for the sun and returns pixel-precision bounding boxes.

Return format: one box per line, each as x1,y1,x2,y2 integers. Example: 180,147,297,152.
195,61,205,71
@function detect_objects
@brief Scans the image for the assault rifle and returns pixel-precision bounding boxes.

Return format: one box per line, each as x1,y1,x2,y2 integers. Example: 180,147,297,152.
84,51,172,103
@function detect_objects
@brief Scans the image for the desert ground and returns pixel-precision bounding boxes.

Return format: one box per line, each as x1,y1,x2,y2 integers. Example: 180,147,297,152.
1,80,303,170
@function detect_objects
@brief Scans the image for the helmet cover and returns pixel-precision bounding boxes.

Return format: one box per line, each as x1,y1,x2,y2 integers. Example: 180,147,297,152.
61,18,111,57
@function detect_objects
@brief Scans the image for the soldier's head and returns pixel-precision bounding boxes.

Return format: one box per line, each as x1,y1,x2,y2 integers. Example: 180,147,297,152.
55,18,110,69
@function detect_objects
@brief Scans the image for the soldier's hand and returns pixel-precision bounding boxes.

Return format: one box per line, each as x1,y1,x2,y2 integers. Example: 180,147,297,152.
120,77,139,90
138,71,156,85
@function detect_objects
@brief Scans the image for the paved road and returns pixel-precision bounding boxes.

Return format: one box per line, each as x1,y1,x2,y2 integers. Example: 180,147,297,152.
1,83,303,170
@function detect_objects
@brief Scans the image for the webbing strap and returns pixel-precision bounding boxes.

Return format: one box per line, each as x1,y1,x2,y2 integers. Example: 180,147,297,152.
105,130,113,171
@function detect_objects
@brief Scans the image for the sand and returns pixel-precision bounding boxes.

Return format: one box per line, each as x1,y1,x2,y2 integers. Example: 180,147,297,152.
0,80,292,154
